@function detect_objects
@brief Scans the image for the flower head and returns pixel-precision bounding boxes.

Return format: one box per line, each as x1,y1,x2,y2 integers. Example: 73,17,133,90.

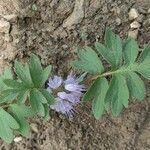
48,73,85,117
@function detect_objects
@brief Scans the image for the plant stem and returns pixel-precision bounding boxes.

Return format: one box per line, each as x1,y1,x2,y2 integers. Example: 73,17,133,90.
92,70,116,80
92,63,139,80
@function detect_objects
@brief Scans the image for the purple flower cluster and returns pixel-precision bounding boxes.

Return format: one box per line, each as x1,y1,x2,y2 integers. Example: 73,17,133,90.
47,73,85,117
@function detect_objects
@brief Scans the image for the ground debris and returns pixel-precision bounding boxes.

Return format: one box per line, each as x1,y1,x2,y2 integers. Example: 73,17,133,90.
0,19,10,33
129,8,139,20
63,0,84,28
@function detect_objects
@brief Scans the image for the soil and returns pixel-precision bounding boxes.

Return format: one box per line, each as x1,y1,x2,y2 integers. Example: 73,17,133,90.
0,0,150,150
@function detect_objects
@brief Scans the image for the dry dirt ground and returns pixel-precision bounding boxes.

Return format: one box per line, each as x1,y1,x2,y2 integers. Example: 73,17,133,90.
0,0,150,150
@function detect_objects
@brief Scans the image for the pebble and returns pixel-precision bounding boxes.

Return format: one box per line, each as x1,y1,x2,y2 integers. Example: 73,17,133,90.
130,21,141,29
102,6,108,13
129,8,139,20
116,18,121,25
14,136,22,143
148,9,150,14
63,0,84,28
4,34,12,42
0,38,4,46
14,38,20,44
116,7,121,14
31,123,38,133
0,19,10,33
3,14,17,23
128,29,138,39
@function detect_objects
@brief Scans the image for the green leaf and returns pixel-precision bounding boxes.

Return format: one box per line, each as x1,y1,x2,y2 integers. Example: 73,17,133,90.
29,54,43,87
9,104,34,136
0,89,19,103
139,43,150,62
123,38,138,64
15,61,33,87
41,65,52,87
92,77,109,119
3,79,26,89
83,77,103,102
72,46,104,74
104,28,122,67
105,74,129,116
35,89,47,104
17,90,29,104
136,59,150,80
43,104,50,120
0,108,19,143
126,72,146,101
136,43,150,79
95,42,116,65
40,89,55,105
73,28,150,119
0,67,13,92
3,67,13,79
30,89,45,116
95,28,122,68
1,78,29,104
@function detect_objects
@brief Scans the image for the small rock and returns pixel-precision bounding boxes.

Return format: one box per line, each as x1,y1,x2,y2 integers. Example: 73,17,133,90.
63,0,84,28
129,8,139,20
0,19,10,33
130,21,141,29
4,43,16,60
0,38,4,46
62,44,68,49
102,6,108,13
3,14,17,22
14,136,22,142
31,123,38,133
128,30,138,39
116,18,121,25
4,34,13,42
148,8,150,14
14,38,20,44
116,7,121,15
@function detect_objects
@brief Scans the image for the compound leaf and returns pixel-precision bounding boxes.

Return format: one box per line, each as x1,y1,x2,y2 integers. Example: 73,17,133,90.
74,28,150,119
